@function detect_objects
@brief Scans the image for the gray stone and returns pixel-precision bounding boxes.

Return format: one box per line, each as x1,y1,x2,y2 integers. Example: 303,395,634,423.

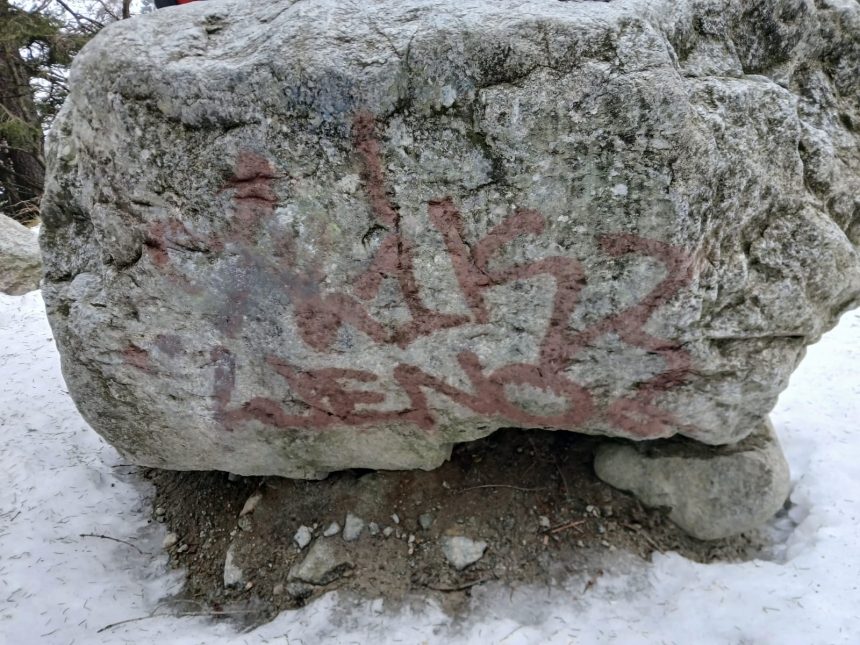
367,522,380,536
322,521,341,537
285,581,314,600
594,421,791,540
288,539,353,585
293,525,313,549
418,514,434,530
1,214,41,295
342,513,365,542
441,535,488,570
239,492,262,517
40,0,860,478
223,544,243,587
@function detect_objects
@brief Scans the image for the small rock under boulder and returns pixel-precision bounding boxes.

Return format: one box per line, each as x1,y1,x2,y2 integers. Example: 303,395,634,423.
223,544,244,588
342,513,365,542
288,539,353,586
441,535,488,570
594,422,790,540
0,214,41,295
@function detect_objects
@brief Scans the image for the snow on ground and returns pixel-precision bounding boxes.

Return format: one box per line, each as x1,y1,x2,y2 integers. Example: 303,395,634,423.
1,288,858,645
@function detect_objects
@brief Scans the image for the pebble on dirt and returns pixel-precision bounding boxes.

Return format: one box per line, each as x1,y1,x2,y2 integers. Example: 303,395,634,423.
441,535,488,570
239,492,262,517
223,545,243,587
343,513,365,541
323,522,341,537
288,540,353,585
294,525,313,549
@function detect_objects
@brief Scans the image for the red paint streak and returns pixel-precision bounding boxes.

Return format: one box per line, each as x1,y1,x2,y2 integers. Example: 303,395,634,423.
221,150,279,243
122,344,152,372
353,111,399,229
141,111,695,439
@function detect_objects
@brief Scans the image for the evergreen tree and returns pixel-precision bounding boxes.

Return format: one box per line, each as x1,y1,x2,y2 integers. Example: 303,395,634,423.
1,1,131,223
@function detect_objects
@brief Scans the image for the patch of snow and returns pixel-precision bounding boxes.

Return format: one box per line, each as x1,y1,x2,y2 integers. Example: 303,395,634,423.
1,290,859,643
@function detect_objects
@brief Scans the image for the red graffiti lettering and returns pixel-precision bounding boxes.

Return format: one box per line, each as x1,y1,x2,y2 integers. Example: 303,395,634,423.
138,111,695,439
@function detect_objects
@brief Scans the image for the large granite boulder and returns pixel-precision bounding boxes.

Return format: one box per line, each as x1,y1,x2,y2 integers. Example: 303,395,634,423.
41,0,859,484
1,214,41,295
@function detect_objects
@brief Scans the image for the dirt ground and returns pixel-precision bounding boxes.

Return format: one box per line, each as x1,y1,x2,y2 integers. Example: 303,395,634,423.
146,429,766,627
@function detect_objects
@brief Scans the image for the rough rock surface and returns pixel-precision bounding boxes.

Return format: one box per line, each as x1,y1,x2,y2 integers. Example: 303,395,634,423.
594,422,791,539
40,0,859,476
1,214,41,295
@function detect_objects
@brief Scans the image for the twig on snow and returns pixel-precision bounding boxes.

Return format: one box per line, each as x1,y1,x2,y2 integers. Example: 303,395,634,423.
426,576,496,592
98,609,258,633
79,533,145,555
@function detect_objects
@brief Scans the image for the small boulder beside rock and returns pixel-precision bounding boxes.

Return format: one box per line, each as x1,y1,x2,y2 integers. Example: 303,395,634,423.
594,421,791,540
0,214,41,295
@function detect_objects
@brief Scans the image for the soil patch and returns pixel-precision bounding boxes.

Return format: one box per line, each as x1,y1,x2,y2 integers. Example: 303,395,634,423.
145,429,765,627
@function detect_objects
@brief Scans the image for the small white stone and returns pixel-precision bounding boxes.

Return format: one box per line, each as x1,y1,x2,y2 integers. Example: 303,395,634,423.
294,525,313,549
539,516,551,529
239,493,263,517
383,527,394,538
223,546,243,587
162,532,178,549
441,536,488,570
343,513,365,541
323,522,341,537
611,183,628,197
391,513,400,524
